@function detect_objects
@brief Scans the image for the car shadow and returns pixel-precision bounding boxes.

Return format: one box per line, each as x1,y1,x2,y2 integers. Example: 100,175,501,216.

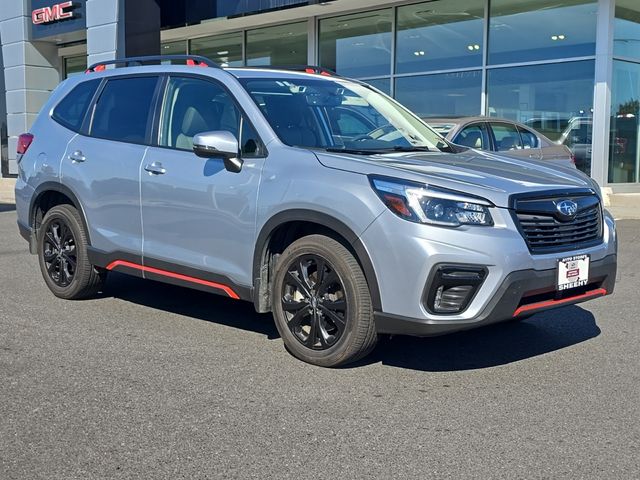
102,273,600,371
0,203,16,212
102,272,279,339
354,306,600,371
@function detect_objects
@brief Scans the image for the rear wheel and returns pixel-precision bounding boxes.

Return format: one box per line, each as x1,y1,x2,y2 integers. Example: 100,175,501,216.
37,204,105,299
271,235,377,367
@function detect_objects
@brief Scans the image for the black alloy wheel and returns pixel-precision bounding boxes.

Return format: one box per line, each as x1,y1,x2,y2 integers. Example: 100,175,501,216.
281,254,347,350
37,204,105,299
271,235,377,367
42,218,77,287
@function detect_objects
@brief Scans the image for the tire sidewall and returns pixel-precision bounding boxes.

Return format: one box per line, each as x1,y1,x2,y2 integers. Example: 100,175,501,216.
272,238,370,366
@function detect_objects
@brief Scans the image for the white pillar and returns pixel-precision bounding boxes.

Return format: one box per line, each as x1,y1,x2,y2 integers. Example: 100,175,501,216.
591,0,615,187
86,0,125,67
0,0,60,176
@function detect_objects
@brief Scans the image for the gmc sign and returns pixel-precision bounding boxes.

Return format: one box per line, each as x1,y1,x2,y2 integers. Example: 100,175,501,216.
32,1,74,25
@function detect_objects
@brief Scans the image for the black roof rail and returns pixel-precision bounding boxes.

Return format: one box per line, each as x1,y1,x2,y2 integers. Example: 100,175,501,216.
85,55,221,73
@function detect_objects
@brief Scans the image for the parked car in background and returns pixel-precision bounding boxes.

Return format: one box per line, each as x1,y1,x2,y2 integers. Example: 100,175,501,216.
556,117,592,175
523,117,571,141
424,117,576,169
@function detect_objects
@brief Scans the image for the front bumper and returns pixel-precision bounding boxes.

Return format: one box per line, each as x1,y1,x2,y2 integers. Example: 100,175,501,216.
359,204,617,336
374,253,616,336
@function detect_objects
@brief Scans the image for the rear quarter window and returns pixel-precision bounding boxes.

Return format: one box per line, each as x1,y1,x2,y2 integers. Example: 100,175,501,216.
51,79,101,132
517,126,540,149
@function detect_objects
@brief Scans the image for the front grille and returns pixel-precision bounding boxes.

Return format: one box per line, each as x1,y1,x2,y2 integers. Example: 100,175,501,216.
515,199,603,253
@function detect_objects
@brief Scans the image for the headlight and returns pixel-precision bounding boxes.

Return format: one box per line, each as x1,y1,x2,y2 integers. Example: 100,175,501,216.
370,176,494,227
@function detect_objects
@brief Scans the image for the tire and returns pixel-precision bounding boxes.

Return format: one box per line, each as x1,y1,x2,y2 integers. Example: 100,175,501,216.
37,204,105,299
271,235,377,367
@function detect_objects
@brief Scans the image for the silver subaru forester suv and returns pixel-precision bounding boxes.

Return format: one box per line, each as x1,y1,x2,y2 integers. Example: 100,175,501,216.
15,56,617,367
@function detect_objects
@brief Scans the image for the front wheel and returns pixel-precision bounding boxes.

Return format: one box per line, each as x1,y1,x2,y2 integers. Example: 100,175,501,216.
271,235,377,367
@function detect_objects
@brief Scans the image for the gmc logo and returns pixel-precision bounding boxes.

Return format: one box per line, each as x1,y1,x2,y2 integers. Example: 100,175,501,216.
32,1,74,25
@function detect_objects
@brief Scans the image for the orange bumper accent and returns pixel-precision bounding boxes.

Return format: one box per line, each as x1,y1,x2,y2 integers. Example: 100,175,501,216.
513,288,607,317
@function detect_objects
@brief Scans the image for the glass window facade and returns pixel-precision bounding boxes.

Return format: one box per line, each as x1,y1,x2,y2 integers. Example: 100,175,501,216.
396,0,484,74
396,71,482,118
487,61,595,141
153,0,640,185
319,9,393,78
63,55,87,78
487,61,595,176
161,40,187,56
610,1,640,184
364,78,391,95
614,0,640,60
489,0,597,65
246,22,307,66
190,32,243,67
609,61,640,183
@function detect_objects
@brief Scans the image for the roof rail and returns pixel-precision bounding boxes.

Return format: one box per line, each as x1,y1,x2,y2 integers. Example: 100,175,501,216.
234,65,338,77
85,55,221,73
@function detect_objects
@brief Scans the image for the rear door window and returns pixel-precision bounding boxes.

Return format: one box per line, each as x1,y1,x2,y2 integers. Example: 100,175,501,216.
490,122,524,151
90,76,159,144
52,79,101,132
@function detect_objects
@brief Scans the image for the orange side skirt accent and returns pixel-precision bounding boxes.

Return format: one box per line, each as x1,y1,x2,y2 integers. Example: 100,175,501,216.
106,260,240,299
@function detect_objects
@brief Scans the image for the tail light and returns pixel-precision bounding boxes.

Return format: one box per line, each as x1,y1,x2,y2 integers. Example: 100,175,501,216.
17,133,34,155
570,152,576,165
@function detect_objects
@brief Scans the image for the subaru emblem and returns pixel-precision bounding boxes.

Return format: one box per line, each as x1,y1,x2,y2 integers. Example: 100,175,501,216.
556,199,578,218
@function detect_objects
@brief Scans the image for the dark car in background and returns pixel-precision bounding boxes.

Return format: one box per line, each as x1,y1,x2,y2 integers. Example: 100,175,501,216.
425,117,576,169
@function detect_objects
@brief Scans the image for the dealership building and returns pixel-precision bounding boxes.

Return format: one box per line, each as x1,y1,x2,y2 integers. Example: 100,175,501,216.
1,0,640,194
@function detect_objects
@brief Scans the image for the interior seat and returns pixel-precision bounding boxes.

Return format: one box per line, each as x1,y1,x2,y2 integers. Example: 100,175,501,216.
458,130,482,148
264,95,319,147
499,136,520,150
175,102,222,150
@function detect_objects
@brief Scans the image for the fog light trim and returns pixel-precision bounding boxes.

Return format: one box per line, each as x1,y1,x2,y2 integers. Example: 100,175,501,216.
424,264,487,315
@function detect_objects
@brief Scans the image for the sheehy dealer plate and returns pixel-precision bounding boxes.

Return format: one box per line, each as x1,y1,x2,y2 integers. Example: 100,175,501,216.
557,254,590,291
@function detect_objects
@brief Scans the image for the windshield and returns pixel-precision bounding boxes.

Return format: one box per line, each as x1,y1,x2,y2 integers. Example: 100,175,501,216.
239,77,450,153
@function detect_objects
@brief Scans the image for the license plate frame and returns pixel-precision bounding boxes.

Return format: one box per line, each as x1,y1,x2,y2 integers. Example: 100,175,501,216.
557,254,590,291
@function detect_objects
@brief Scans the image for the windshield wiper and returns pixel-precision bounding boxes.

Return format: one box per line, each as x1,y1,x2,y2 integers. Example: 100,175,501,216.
325,145,434,155
388,146,431,152
325,147,387,155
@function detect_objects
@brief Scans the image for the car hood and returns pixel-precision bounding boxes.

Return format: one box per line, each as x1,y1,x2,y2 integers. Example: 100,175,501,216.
313,148,598,208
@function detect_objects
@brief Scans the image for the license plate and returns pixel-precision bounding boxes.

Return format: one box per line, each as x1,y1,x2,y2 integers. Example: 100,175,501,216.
557,254,590,291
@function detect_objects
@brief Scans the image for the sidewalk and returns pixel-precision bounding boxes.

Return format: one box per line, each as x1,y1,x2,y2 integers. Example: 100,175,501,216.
608,205,639,220
0,178,16,204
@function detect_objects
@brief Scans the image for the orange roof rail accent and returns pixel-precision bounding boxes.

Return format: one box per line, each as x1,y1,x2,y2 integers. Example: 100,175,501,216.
85,55,220,73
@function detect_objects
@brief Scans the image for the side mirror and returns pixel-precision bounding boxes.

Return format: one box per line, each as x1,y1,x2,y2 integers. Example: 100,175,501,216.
193,131,243,173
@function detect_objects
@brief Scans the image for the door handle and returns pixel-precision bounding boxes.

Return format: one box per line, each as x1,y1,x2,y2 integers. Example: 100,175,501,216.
144,162,166,175
68,150,86,163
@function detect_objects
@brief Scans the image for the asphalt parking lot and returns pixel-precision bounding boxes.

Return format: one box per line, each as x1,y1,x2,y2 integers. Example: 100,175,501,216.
0,205,638,479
